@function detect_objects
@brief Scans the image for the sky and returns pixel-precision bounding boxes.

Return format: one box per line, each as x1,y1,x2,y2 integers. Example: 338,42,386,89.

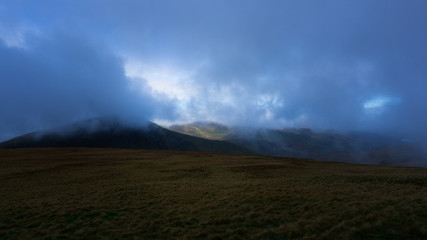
1,0,427,142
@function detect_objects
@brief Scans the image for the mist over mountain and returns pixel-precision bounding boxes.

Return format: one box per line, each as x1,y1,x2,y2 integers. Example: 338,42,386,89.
1,116,426,167
0,118,252,155
1,1,427,168
169,122,427,167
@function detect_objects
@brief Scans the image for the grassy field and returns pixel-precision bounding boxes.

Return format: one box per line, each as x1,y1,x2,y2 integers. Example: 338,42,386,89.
1,148,427,239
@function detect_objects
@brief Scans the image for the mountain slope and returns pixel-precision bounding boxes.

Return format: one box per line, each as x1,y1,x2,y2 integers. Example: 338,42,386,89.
169,123,427,166
0,118,253,154
169,122,229,140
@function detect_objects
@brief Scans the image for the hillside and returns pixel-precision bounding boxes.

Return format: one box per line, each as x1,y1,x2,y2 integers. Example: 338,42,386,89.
1,148,427,239
169,123,427,167
169,122,229,140
0,118,253,155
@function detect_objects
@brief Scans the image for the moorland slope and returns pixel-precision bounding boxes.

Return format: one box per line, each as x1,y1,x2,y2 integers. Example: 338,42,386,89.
1,148,426,239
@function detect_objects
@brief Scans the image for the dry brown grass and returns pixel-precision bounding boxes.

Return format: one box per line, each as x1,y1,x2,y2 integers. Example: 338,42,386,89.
1,148,427,239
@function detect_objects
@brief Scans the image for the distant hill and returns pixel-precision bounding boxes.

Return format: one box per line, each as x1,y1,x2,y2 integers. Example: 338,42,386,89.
3,119,425,166
169,122,229,140
169,123,427,167
0,118,253,155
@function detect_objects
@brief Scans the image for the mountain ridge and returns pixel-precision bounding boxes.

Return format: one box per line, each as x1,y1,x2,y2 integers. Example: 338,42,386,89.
169,122,427,167
0,118,254,155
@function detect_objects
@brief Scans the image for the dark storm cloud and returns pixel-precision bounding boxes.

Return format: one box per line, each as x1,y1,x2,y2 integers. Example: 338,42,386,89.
2,0,427,142
0,33,175,141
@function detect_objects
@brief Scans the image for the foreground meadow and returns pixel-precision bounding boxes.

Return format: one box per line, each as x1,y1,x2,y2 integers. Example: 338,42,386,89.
1,148,427,239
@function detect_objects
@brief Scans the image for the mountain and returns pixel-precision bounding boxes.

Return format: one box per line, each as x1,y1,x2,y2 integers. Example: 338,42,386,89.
0,118,253,155
169,122,427,166
3,119,425,166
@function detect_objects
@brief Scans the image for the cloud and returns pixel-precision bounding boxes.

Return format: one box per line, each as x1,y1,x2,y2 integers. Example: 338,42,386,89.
0,33,176,141
363,96,402,110
2,0,427,143
98,0,427,138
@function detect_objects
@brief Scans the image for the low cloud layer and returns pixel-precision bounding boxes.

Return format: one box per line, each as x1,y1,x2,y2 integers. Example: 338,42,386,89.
2,0,427,143
0,33,175,141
